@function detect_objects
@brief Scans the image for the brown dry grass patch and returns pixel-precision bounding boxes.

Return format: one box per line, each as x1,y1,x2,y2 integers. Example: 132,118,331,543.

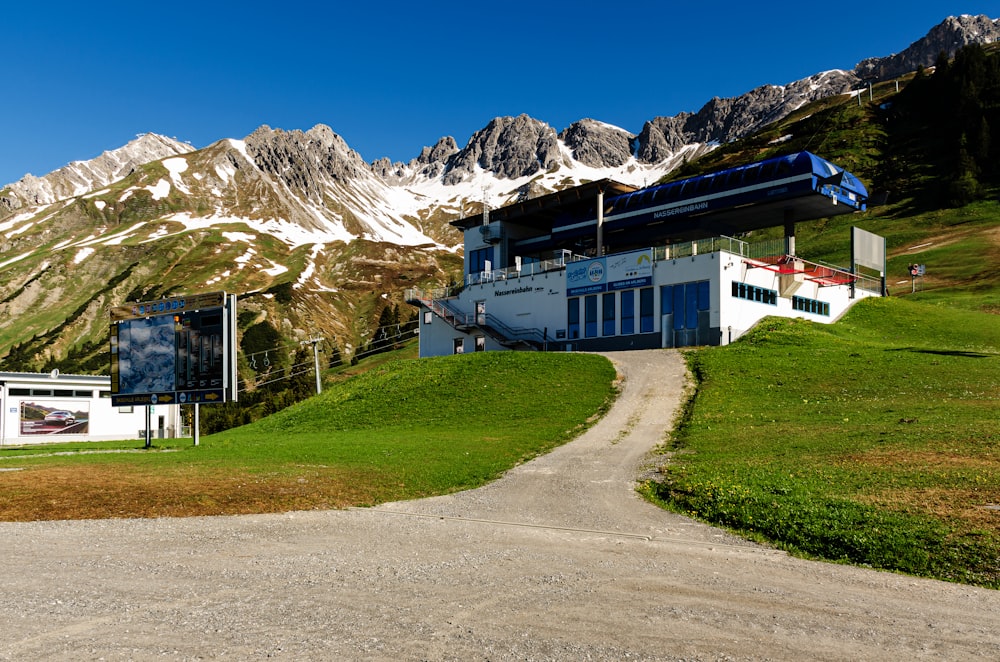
0,464,388,521
845,448,1000,533
846,448,996,471
859,487,1000,532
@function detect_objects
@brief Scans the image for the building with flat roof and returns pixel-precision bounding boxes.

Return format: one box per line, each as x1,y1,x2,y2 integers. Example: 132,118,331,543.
408,152,885,357
0,371,182,446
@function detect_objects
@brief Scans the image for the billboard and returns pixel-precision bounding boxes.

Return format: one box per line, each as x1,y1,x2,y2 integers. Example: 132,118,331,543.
19,401,89,436
566,249,653,296
851,226,886,273
110,292,237,407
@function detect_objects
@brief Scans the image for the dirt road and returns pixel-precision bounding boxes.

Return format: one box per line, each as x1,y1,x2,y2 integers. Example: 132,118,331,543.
1,349,997,660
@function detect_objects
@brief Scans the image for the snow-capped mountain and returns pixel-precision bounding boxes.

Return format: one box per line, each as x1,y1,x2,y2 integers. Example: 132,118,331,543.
2,133,196,209
0,14,996,373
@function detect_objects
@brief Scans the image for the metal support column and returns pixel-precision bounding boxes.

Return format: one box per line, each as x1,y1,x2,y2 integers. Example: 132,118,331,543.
596,186,605,256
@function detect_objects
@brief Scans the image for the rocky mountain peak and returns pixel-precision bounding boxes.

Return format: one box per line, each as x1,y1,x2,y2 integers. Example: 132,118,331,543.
442,114,566,185
244,123,372,200
854,14,1000,81
559,119,634,168
1,133,194,211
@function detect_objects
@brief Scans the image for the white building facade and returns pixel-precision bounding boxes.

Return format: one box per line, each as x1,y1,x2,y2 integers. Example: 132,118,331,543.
0,371,182,446
409,152,884,357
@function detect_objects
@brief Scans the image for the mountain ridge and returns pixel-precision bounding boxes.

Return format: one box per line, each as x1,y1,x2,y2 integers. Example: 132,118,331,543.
6,16,999,207
0,14,997,375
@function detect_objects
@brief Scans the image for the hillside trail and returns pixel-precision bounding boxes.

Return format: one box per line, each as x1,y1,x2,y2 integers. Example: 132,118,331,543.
376,349,743,545
1,349,999,661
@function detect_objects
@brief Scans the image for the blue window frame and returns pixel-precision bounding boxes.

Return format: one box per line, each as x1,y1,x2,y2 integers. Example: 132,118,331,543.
672,285,685,330
731,281,777,305
469,247,494,275
584,295,598,338
567,297,580,339
663,280,711,330
792,295,830,316
621,290,635,335
602,292,616,336
639,287,654,333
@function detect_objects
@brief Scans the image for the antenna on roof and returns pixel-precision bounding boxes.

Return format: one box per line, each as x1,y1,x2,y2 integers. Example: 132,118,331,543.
482,184,490,226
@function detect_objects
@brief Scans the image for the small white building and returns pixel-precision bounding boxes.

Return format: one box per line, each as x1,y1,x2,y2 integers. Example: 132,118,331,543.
408,152,885,357
0,371,182,446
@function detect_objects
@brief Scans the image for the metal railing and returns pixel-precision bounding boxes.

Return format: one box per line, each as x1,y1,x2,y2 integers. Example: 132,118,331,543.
464,252,588,287
477,313,545,348
653,235,752,260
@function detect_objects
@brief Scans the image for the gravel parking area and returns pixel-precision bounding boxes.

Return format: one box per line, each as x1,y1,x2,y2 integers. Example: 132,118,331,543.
1,349,998,660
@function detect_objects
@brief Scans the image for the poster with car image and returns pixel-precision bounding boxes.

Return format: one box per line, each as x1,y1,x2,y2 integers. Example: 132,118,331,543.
20,401,89,435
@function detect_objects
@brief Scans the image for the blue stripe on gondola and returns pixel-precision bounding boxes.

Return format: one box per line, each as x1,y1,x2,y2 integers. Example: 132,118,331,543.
547,151,866,241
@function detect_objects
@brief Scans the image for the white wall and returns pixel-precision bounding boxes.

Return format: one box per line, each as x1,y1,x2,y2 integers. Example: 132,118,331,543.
416,249,878,357
718,252,881,344
0,375,181,446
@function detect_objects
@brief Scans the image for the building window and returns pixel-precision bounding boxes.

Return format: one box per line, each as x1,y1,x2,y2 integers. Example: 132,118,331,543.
639,287,654,333
8,388,29,396
686,281,711,328
602,292,616,336
660,285,673,316
662,280,711,331
469,247,494,275
731,281,777,305
567,298,580,339
621,290,635,335
424,311,433,324
74,390,94,398
453,338,464,354
792,295,830,316
475,336,486,351
584,295,598,338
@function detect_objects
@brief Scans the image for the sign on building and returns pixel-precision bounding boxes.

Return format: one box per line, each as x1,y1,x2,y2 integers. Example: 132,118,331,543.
566,249,653,296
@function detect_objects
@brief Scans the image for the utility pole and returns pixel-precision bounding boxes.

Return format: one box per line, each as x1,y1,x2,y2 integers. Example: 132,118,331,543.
302,337,323,395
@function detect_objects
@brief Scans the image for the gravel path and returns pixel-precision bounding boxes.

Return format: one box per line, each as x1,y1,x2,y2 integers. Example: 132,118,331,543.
1,349,997,660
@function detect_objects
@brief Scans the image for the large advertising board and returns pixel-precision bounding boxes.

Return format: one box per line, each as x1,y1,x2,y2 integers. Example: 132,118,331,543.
110,292,237,407
19,401,89,436
566,249,653,296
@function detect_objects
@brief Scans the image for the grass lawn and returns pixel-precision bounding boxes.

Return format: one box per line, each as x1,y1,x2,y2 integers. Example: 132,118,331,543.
0,351,616,521
642,296,1000,588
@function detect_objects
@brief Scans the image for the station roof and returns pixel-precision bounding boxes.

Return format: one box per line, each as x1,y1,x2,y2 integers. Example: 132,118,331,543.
449,179,637,231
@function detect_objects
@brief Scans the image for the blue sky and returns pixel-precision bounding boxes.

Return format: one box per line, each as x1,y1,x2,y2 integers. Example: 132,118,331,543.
1,1,995,186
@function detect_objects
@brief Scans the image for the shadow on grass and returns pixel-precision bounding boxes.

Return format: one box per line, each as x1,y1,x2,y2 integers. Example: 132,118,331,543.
887,348,996,359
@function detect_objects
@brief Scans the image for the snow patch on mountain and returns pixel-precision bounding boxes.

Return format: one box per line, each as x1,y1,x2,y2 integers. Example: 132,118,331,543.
163,157,190,194
0,251,32,269
147,179,171,200
73,247,95,264
222,231,256,243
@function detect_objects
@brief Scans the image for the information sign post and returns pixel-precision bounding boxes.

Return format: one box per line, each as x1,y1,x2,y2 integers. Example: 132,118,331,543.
110,292,238,446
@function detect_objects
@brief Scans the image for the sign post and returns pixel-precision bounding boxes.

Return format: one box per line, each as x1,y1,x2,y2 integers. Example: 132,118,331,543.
110,292,238,446
908,264,926,293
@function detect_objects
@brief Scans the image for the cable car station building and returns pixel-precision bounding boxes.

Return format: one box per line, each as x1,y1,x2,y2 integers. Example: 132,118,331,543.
408,152,885,357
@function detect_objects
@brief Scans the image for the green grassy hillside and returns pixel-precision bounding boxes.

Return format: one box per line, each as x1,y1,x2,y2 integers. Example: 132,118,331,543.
640,46,1000,587
643,297,999,588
